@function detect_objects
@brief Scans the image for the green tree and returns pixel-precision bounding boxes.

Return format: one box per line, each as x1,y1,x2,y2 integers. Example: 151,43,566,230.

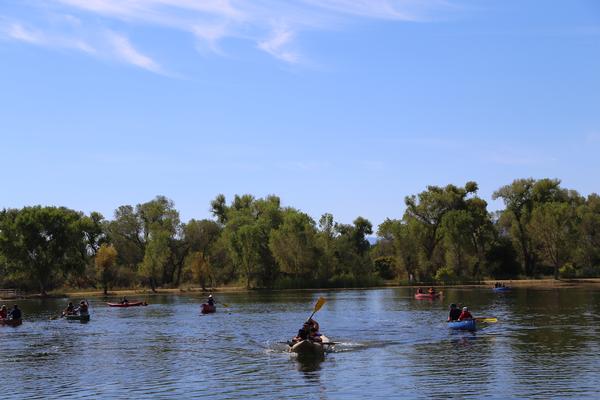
402,182,479,279
186,251,213,290
139,231,171,292
95,244,118,295
493,178,567,276
213,194,283,288
529,202,577,279
0,206,90,295
269,210,319,280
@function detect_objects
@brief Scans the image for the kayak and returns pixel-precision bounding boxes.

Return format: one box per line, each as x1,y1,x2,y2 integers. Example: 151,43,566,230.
65,314,90,321
448,319,476,331
493,286,511,292
415,292,442,299
201,303,216,314
289,335,331,356
107,301,147,307
0,318,22,327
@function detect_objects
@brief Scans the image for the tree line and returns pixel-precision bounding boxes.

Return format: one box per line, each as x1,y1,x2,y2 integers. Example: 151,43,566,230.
0,178,599,294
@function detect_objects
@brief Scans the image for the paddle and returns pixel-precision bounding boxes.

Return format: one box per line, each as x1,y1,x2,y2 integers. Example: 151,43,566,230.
475,317,498,323
307,297,326,322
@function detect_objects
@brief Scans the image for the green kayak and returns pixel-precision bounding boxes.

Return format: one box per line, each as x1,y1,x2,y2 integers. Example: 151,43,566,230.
65,314,90,322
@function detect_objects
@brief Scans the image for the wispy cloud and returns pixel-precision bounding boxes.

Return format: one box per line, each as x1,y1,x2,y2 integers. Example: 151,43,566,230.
2,20,96,54
1,0,455,74
258,25,298,63
106,31,162,73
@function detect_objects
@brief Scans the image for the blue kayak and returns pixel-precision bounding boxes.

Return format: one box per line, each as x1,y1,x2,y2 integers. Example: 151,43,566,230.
448,320,476,331
493,286,511,292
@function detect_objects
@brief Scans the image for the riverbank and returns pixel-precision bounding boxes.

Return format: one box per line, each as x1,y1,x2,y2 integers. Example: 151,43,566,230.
50,278,600,299
3,278,600,300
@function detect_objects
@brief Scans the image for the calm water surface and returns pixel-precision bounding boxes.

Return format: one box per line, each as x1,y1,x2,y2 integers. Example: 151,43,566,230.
1,287,600,399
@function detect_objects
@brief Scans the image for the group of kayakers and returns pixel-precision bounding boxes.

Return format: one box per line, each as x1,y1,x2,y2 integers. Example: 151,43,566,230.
494,282,508,288
62,300,89,317
447,303,473,321
416,287,438,295
0,304,21,321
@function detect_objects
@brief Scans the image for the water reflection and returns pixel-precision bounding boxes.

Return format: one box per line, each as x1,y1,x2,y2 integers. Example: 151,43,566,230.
2,288,600,398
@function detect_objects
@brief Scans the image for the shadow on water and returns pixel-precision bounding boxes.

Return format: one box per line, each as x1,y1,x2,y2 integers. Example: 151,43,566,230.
294,353,325,373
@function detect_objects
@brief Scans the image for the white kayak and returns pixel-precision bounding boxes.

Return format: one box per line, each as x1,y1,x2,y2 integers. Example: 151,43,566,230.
289,335,330,356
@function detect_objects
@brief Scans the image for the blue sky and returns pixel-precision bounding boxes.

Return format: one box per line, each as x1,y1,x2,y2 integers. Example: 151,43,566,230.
1,0,599,227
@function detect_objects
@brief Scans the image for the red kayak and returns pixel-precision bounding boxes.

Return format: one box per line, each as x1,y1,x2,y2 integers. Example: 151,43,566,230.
201,303,216,314
0,318,22,327
107,301,148,307
414,292,442,299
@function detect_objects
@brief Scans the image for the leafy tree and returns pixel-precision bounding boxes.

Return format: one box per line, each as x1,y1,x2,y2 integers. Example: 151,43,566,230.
377,219,419,281
95,244,118,295
139,231,171,292
214,194,283,288
402,182,478,279
574,194,600,272
493,178,567,276
529,202,577,279
186,251,213,290
269,210,319,280
0,206,90,295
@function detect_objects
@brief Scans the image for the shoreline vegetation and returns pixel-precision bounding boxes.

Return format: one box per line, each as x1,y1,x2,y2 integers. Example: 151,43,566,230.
1,178,599,297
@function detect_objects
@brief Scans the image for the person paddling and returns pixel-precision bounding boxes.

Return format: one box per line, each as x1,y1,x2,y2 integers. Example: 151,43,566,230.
0,305,7,319
428,287,436,295
64,302,75,316
458,306,473,321
9,304,21,320
448,304,461,321
293,321,322,343
207,295,215,307
76,300,89,316
121,297,129,305
416,287,424,294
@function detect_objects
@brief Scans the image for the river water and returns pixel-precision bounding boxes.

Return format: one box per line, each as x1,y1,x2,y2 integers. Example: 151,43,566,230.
1,287,599,399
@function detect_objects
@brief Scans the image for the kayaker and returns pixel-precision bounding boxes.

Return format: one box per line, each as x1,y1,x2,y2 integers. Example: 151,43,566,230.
9,304,21,320
448,304,461,321
76,300,89,316
121,297,129,305
428,287,436,295
416,288,424,294
64,302,75,316
308,318,320,333
458,306,473,321
293,322,311,343
207,295,215,306
0,305,7,319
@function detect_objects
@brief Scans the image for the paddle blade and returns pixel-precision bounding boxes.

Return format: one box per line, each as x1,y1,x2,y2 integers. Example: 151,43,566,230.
221,303,229,308
313,297,326,313
476,317,498,323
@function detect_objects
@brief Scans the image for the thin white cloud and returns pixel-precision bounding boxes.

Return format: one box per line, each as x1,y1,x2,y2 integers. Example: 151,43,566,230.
2,20,96,54
6,22,44,44
1,0,455,73
106,32,162,73
258,26,299,63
